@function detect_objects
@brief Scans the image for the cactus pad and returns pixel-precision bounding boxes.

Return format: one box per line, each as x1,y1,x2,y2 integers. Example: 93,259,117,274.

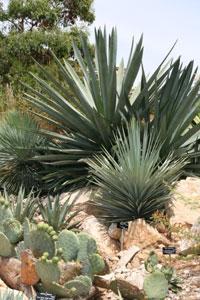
57,230,79,262
89,253,105,274
0,198,13,231
0,232,15,257
65,275,92,297
143,271,168,299
29,223,56,258
3,218,23,244
36,256,60,284
77,232,97,262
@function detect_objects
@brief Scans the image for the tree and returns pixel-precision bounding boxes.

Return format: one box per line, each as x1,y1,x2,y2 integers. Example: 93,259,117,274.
0,0,95,110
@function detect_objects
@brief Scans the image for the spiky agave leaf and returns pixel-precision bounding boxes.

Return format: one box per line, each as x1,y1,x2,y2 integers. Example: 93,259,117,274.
23,28,174,192
88,120,186,223
38,191,82,231
3,186,38,223
0,111,47,194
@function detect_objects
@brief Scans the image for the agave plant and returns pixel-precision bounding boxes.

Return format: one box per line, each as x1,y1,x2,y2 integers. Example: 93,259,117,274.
3,186,38,223
38,192,81,231
0,110,47,194
88,120,186,223
24,28,172,192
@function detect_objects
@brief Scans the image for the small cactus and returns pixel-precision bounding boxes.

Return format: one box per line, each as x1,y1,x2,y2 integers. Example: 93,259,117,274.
3,218,23,244
143,271,168,300
57,230,79,262
77,232,97,262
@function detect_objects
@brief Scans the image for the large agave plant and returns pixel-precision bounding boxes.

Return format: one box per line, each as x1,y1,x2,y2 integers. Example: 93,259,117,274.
88,120,186,223
24,28,171,192
0,111,47,194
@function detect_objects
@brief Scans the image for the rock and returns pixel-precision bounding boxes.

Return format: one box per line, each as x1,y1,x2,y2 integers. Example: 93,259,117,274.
21,250,39,285
110,278,144,300
124,219,170,249
171,177,200,225
0,257,22,290
117,246,140,268
179,217,200,256
94,273,115,289
80,216,119,257
108,223,122,240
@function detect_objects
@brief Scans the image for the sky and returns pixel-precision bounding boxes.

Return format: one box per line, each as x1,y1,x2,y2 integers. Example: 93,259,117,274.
90,0,200,73
2,0,200,73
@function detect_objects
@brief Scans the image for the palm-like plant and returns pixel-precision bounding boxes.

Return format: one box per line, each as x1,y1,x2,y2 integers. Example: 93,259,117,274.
0,111,47,194
88,120,185,223
24,28,171,192
38,193,81,231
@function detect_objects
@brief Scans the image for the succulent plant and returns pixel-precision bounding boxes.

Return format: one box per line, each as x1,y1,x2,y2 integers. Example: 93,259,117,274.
0,289,31,300
57,229,79,261
28,222,57,258
38,193,81,232
0,232,15,257
3,218,23,244
3,186,38,223
36,254,61,284
0,197,13,231
143,271,168,300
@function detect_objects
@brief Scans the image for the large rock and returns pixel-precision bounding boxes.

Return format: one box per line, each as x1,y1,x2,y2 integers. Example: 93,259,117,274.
21,250,39,285
124,219,170,249
0,257,21,290
80,216,119,257
171,177,200,225
179,217,200,256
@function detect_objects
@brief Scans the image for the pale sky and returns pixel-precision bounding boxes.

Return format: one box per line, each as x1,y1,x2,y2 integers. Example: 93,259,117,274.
2,0,200,73
90,0,200,72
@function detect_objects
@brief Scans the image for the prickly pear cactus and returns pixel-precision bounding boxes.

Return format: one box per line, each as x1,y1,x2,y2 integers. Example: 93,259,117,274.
65,275,92,297
57,230,79,261
29,223,56,258
0,197,13,231
0,232,15,257
89,253,105,275
3,218,23,244
143,271,168,300
77,233,104,277
36,253,60,284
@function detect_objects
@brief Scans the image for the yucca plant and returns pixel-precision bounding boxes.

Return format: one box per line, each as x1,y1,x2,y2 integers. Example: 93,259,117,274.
3,186,38,223
24,28,172,192
38,193,81,231
88,120,186,223
142,59,200,163
0,110,47,194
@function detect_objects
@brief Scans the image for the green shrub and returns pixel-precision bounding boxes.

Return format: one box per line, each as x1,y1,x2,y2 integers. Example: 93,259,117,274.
0,110,47,194
88,120,185,223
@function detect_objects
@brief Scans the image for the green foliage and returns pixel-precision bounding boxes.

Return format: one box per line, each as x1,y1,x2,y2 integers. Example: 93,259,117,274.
38,193,81,232
143,271,168,300
3,186,38,223
144,252,182,295
25,28,167,192
0,110,47,194
88,120,185,223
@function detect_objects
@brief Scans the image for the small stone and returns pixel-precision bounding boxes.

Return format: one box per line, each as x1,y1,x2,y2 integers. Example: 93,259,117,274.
108,223,122,240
